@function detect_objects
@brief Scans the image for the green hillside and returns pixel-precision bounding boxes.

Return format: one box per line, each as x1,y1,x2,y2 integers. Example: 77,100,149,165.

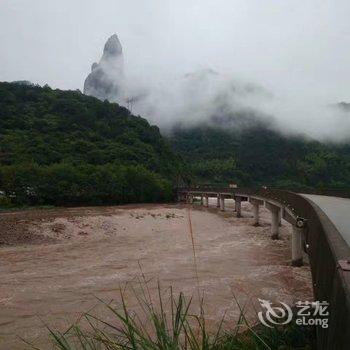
1,81,349,208
168,118,350,188
0,82,181,206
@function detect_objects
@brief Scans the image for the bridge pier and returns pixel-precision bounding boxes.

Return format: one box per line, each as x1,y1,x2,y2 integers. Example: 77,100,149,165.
232,197,236,212
250,198,263,226
271,211,280,240
252,203,259,225
187,194,193,204
178,190,308,269
235,197,242,218
278,208,282,226
266,202,280,240
219,195,225,211
292,225,304,266
177,193,182,202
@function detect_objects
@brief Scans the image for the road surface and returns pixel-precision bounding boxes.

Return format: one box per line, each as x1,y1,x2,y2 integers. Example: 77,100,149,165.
301,194,350,246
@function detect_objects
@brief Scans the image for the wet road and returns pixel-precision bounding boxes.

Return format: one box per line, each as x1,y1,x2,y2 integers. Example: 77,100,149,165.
301,194,350,246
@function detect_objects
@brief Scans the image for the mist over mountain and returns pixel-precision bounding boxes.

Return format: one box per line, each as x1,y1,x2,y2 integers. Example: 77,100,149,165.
83,35,350,141
169,117,350,187
84,36,268,122
83,36,277,133
78,34,350,188
336,102,350,112
1,79,350,205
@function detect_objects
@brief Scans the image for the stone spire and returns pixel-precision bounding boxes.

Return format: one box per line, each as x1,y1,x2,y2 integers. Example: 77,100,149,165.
102,34,123,58
83,34,124,103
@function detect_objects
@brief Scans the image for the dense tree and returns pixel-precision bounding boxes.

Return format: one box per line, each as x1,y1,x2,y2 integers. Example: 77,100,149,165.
0,82,180,206
168,121,350,188
1,81,349,208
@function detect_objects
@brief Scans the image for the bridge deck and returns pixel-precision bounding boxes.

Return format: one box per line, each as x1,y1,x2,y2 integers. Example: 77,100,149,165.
301,194,350,247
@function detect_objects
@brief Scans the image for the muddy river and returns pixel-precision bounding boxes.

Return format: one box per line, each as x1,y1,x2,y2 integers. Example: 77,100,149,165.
0,200,313,349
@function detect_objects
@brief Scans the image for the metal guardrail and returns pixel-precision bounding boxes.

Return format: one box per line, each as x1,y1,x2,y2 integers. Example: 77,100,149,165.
177,187,350,349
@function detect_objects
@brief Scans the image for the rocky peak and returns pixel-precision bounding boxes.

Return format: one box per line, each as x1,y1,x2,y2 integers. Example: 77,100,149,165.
103,34,122,57
83,34,124,103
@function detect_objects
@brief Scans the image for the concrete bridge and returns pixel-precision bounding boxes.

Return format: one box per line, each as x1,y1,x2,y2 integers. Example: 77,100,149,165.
177,187,350,350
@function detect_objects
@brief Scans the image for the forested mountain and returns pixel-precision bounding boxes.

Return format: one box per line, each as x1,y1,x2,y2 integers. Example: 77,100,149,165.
168,117,350,188
1,81,349,209
0,82,181,206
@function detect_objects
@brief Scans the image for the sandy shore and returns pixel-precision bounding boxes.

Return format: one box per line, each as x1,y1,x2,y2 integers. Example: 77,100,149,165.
0,200,313,349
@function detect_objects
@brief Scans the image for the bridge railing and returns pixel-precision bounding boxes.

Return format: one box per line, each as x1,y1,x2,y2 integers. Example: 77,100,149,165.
179,185,350,198
177,187,350,350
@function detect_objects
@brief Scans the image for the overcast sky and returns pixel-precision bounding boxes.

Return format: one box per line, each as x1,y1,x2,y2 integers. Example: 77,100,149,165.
1,0,350,139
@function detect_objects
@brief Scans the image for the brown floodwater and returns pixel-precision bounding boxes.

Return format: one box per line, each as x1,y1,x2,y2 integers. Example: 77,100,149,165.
0,200,313,349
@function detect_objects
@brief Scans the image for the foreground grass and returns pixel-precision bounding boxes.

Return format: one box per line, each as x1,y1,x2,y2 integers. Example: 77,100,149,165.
29,281,314,350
